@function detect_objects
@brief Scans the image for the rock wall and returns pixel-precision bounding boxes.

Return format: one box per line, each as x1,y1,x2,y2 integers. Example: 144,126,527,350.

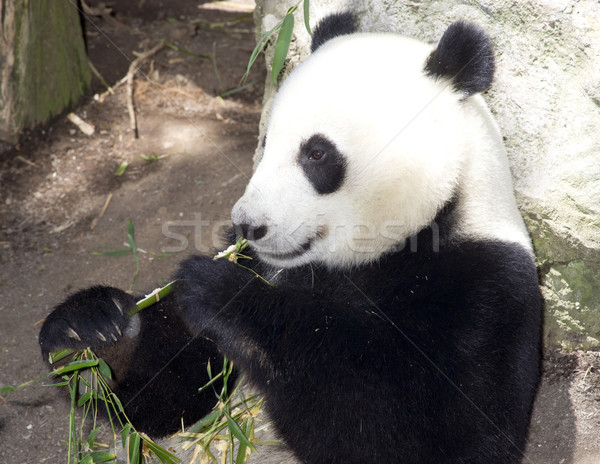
253,0,600,350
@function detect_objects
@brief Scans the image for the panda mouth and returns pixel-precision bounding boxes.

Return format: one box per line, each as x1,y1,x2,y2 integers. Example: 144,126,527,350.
259,238,314,261
256,226,327,263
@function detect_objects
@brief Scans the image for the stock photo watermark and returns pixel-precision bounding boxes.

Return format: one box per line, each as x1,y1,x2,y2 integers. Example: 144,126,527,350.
161,213,441,255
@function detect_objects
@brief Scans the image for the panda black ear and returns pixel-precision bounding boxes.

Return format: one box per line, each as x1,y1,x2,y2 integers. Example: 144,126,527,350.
311,12,357,53
424,21,495,97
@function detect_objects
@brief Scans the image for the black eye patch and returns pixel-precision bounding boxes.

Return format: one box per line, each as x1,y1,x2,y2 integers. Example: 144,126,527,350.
299,134,347,195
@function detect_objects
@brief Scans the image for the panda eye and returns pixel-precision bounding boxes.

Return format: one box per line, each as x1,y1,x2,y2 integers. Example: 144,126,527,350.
308,149,325,161
299,134,347,195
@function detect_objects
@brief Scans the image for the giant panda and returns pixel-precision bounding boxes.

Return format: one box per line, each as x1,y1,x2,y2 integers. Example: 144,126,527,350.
39,12,542,464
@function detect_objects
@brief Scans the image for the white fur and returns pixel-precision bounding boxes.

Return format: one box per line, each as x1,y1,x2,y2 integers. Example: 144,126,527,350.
232,33,532,269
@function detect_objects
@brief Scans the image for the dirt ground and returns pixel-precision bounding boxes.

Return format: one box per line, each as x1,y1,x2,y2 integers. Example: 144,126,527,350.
0,1,599,463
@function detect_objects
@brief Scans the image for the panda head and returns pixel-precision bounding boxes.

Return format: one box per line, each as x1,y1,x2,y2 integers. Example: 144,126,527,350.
232,14,506,269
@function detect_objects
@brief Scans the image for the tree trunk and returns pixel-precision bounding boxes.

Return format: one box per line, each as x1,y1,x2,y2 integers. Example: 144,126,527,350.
0,0,90,146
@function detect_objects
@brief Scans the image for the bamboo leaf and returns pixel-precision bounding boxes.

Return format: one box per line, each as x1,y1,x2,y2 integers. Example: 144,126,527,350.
271,13,295,84
127,220,136,251
142,436,181,464
235,418,249,464
0,385,16,395
206,358,213,378
140,152,159,162
98,358,112,379
79,455,94,464
49,347,75,364
87,427,100,448
115,161,129,176
89,450,117,462
243,22,280,82
110,392,125,413
225,411,256,452
185,409,222,434
121,423,132,448
218,81,256,98
42,380,70,387
77,391,93,407
243,37,266,81
53,359,98,376
303,0,311,35
163,40,211,59
197,371,224,393
92,249,132,257
128,431,141,464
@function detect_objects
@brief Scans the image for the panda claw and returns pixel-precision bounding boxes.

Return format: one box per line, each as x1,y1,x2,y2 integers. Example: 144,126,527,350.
111,333,118,342
112,297,124,315
96,331,107,342
66,327,81,341
114,323,122,337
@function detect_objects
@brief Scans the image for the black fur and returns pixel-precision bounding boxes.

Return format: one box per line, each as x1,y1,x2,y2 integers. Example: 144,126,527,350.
424,21,495,96
40,221,541,462
40,286,226,437
311,12,357,53
174,225,541,464
299,134,347,194
40,287,135,354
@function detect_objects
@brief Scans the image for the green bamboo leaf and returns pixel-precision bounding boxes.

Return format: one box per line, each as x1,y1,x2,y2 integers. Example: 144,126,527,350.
53,359,98,376
115,161,128,176
77,391,93,407
110,392,125,413
128,431,141,464
49,348,75,364
235,418,250,464
163,40,211,59
79,455,94,464
186,409,222,434
243,22,280,82
218,81,256,98
43,380,70,387
0,385,16,395
140,152,159,162
121,423,132,447
225,358,235,376
127,220,136,251
243,36,267,81
235,442,248,464
78,373,94,389
89,450,116,462
303,0,311,35
143,438,181,463
92,249,132,257
87,427,100,448
98,358,112,379
197,372,224,393
271,13,295,84
225,411,256,452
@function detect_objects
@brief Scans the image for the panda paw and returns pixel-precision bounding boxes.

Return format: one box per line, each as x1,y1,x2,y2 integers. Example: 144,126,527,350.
175,255,253,331
39,286,139,360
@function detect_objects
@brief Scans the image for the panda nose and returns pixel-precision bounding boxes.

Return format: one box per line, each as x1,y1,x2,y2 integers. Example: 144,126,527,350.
234,223,268,241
